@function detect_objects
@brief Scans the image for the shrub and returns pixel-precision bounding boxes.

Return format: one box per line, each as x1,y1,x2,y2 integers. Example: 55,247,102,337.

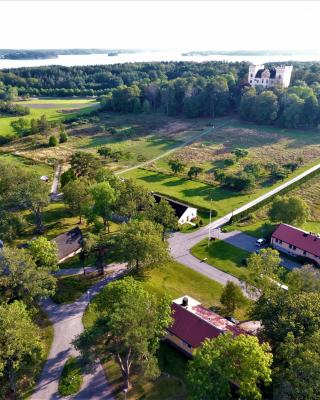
59,131,68,143
58,357,83,396
224,158,235,167
48,135,58,147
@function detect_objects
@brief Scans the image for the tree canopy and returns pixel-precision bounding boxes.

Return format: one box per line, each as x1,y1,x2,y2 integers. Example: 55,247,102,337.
74,277,172,391
187,333,272,400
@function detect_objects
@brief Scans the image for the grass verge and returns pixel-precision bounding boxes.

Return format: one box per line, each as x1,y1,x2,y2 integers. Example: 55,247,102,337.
191,239,250,280
52,273,102,304
58,357,83,397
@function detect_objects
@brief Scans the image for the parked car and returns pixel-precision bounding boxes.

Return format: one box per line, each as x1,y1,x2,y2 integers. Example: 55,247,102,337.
256,238,267,247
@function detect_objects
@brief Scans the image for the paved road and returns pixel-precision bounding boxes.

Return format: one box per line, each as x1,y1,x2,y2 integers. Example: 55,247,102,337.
116,120,231,175
31,267,126,400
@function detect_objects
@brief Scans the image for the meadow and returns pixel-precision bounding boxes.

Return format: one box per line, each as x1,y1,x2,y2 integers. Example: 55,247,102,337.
0,98,98,138
226,172,320,238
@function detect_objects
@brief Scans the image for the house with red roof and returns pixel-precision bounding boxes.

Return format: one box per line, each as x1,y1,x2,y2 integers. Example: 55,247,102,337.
271,223,320,265
166,296,248,356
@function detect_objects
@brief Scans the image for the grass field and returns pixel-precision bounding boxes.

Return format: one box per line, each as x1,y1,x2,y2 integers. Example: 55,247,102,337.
225,171,320,238
0,98,97,138
123,158,319,215
191,239,250,280
0,152,53,176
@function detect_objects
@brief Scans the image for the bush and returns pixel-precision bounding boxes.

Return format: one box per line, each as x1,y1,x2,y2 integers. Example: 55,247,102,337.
58,357,83,396
59,131,68,143
224,158,235,167
48,135,58,147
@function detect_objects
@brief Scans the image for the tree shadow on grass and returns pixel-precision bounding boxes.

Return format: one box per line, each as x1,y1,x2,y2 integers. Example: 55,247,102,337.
163,178,187,187
139,173,167,183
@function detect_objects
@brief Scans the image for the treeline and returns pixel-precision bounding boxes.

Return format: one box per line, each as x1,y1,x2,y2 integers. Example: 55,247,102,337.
0,100,30,116
2,61,320,127
240,84,320,129
0,61,248,98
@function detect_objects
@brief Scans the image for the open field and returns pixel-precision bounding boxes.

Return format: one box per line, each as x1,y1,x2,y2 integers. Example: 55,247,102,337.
0,152,53,176
151,120,320,178
123,159,319,215
0,98,97,138
226,172,320,238
1,111,216,166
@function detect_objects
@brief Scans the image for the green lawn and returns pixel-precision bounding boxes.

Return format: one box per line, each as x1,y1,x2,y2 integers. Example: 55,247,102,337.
191,239,250,280
124,158,320,217
0,98,97,138
52,273,102,304
0,152,53,176
58,357,83,396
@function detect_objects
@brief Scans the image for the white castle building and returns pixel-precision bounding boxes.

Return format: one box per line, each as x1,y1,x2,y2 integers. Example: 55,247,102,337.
248,65,293,88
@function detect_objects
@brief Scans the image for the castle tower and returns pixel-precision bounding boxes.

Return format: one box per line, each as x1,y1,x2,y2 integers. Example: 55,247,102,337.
248,65,264,85
275,65,293,88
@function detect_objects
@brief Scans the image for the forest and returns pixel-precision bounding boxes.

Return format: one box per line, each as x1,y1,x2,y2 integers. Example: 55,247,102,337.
1,61,320,129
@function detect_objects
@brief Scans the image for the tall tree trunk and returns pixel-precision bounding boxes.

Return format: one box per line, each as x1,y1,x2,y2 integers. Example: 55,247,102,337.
106,219,110,234
34,207,44,234
116,350,133,391
7,361,17,394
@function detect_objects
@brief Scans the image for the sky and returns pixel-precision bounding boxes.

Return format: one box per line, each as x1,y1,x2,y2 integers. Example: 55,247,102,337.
1,1,319,52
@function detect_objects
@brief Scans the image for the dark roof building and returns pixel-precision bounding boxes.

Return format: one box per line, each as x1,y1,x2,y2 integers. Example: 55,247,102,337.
166,296,246,355
52,227,83,263
271,223,320,264
153,193,197,224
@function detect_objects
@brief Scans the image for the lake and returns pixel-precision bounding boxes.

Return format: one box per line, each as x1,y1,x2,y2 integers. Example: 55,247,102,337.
1,51,320,69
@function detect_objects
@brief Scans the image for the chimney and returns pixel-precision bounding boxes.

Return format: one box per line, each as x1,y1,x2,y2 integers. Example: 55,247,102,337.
182,297,188,307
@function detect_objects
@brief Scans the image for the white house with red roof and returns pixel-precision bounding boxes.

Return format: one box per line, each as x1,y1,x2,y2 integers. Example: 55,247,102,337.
271,223,320,264
166,296,248,356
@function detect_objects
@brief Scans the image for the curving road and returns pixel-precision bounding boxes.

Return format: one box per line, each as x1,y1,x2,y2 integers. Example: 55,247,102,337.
31,267,126,400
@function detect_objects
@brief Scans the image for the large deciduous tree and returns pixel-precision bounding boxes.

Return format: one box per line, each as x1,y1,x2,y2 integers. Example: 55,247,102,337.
0,248,56,304
63,178,92,224
70,151,101,179
246,248,281,296
187,333,272,400
220,281,247,315
74,277,172,391
0,301,43,396
268,195,310,226
147,199,178,240
116,220,169,272
115,178,153,220
88,182,117,232
28,236,59,272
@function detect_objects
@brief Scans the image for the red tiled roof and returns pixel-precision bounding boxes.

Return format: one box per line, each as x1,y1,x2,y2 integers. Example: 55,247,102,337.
168,303,244,348
272,223,320,257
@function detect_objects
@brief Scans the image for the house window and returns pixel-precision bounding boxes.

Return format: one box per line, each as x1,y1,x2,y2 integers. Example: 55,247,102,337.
250,74,253,77
292,246,296,250
289,244,293,249
250,80,252,83
303,250,307,255
262,79,264,83
266,79,269,83
279,240,282,244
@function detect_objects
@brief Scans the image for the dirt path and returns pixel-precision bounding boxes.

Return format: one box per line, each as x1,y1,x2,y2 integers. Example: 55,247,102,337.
116,120,231,175
31,266,126,400
51,163,62,196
